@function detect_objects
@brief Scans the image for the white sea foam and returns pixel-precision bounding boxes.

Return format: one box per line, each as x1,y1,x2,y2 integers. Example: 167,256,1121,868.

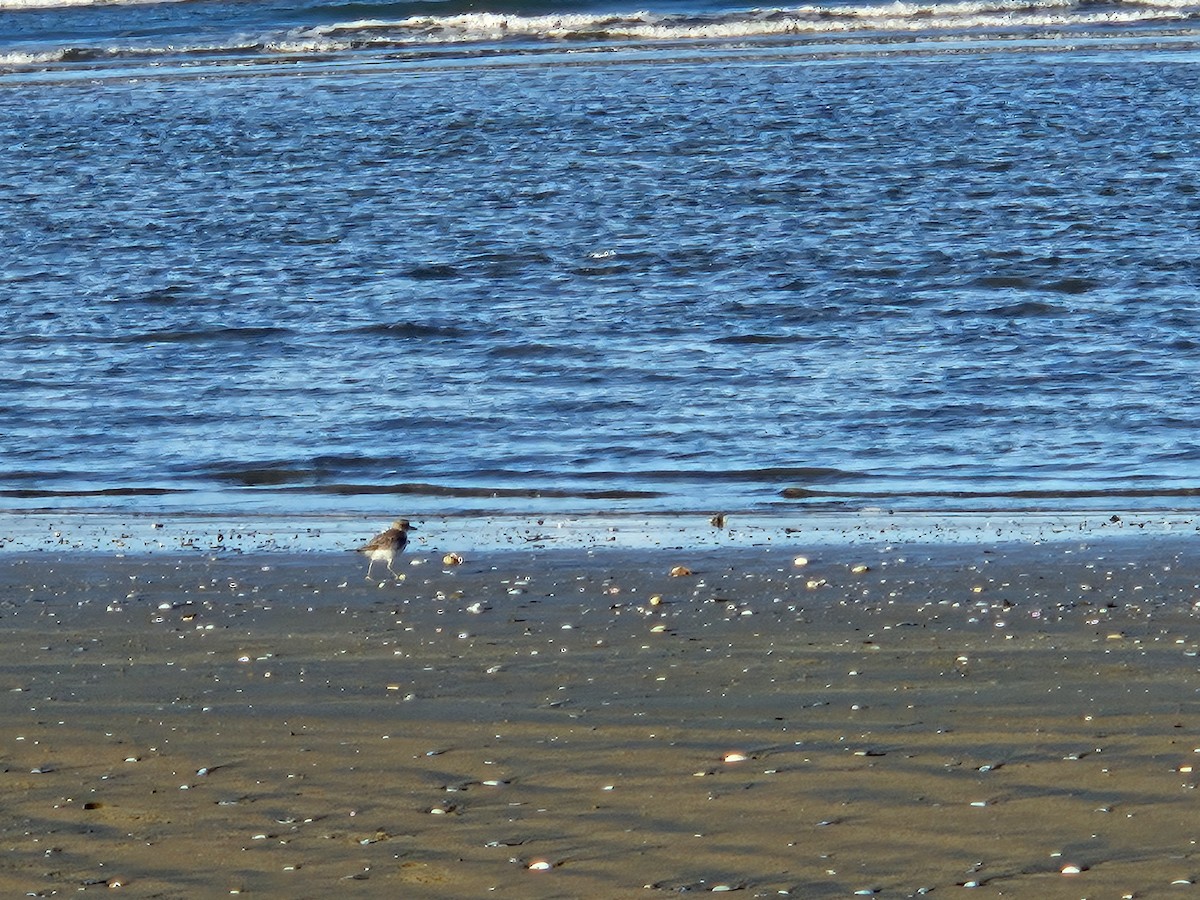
0,49,65,65
265,37,354,53
4,0,1200,69
303,0,1200,45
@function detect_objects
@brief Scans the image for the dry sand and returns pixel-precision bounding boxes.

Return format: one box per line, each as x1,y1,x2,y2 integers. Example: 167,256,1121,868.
3,537,1200,898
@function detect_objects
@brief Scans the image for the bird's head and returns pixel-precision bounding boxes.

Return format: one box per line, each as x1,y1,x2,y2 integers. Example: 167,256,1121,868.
392,519,413,531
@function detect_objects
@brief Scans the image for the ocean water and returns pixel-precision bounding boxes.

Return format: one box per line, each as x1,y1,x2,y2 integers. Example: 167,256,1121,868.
4,0,1200,522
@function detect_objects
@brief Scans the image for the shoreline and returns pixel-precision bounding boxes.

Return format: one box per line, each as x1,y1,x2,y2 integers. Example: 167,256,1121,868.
3,538,1200,897
2,507,1198,556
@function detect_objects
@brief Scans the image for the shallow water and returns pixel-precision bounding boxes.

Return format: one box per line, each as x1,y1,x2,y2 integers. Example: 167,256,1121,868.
4,0,1200,518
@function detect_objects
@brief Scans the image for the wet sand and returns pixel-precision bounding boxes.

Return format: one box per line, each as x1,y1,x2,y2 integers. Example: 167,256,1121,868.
3,538,1200,898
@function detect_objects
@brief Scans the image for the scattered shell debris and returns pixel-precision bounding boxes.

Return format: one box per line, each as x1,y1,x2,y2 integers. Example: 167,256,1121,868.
4,526,1200,897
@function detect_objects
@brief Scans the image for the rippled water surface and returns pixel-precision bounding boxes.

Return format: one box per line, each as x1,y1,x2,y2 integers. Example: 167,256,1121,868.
4,21,1200,517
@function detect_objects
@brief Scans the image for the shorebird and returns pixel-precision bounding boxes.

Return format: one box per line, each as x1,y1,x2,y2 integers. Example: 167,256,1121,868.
359,519,414,580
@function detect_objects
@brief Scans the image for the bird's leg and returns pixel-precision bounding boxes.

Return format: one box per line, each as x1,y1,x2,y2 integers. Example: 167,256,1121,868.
388,561,401,580
365,558,378,581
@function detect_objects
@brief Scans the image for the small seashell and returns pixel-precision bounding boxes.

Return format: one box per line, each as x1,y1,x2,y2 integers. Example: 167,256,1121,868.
806,579,826,589
650,624,667,633
1060,864,1084,875
648,595,663,606
442,552,464,566
793,556,809,567
723,751,749,763
669,565,693,577
851,564,870,574
527,860,553,871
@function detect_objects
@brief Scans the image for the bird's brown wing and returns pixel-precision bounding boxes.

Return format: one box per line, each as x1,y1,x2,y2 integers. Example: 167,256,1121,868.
359,529,396,552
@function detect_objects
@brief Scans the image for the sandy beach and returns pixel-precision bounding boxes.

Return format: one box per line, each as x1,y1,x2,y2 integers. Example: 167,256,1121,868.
3,534,1200,898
